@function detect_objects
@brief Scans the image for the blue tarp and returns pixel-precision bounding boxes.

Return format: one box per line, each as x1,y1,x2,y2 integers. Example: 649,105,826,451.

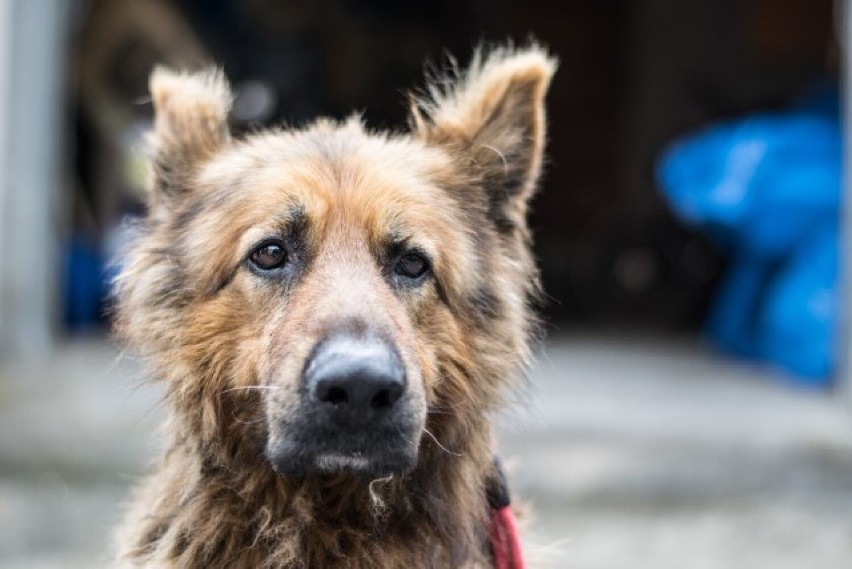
658,88,841,386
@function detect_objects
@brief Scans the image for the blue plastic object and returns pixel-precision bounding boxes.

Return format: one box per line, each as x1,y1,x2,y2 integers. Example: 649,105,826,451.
63,235,108,330
657,89,840,386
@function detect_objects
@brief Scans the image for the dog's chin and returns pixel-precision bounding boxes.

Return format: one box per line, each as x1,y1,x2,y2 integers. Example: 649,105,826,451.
266,444,418,479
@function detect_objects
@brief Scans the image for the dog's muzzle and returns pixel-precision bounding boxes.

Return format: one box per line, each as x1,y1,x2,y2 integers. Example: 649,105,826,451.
265,332,422,477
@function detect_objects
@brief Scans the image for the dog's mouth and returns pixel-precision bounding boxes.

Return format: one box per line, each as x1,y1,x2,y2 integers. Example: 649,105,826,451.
264,430,420,478
311,448,417,477
263,394,425,477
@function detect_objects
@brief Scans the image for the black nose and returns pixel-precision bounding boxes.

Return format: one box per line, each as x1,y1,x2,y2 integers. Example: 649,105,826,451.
305,335,406,425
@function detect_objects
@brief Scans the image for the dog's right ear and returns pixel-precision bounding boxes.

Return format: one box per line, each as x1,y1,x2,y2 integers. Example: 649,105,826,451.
147,67,233,211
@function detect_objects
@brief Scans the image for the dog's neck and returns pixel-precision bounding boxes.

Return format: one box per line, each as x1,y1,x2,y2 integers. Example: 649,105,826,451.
124,413,496,567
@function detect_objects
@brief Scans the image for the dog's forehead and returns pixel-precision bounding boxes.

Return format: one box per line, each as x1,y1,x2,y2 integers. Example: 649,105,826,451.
197,124,462,237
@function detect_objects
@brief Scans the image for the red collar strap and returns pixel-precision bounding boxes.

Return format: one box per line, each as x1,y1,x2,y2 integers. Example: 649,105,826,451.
487,457,525,569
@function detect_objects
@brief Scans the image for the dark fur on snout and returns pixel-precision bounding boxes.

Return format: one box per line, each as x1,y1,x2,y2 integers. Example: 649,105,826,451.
114,43,555,568
266,332,420,477
266,334,422,478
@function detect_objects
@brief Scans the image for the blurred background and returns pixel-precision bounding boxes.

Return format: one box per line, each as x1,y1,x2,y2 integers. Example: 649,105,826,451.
1,0,851,567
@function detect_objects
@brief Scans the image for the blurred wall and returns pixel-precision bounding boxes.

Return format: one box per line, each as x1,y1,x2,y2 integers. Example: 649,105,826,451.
0,0,69,360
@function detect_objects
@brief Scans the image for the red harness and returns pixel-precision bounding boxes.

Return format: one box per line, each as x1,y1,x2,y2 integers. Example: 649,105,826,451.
487,458,525,569
489,504,525,569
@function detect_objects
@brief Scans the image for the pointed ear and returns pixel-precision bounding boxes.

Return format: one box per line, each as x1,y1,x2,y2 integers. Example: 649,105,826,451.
410,45,556,229
147,67,233,210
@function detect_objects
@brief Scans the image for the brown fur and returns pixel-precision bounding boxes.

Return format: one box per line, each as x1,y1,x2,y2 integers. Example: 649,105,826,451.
114,44,556,568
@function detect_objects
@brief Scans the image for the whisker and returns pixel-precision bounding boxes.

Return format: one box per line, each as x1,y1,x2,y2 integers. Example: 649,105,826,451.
423,428,463,457
221,385,280,394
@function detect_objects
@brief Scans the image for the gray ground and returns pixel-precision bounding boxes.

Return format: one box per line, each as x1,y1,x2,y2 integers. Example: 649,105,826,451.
1,335,850,568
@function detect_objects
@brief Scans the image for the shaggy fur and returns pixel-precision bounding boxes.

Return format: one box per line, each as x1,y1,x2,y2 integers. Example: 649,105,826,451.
114,44,556,568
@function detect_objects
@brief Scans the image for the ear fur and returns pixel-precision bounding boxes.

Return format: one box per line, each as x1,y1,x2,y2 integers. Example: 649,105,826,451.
147,67,233,209
410,44,556,227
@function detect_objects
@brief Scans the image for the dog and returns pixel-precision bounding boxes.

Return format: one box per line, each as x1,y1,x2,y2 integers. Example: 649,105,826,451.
113,43,555,568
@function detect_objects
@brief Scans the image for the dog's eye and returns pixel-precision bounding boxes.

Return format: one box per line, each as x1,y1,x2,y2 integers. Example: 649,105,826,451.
395,252,429,279
250,240,288,270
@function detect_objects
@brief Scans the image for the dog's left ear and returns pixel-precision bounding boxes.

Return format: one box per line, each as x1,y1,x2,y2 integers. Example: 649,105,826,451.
410,45,557,228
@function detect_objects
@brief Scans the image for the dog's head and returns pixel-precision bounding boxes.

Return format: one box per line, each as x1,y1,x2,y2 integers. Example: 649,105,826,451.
116,46,555,478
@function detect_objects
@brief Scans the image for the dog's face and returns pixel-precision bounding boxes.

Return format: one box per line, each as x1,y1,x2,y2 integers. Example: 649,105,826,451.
185,129,473,476
117,48,554,478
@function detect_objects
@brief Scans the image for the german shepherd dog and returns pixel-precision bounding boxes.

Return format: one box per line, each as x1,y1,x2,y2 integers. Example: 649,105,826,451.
114,43,555,568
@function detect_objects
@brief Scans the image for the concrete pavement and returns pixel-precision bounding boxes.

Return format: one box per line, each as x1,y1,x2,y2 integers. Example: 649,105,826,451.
1,335,850,568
